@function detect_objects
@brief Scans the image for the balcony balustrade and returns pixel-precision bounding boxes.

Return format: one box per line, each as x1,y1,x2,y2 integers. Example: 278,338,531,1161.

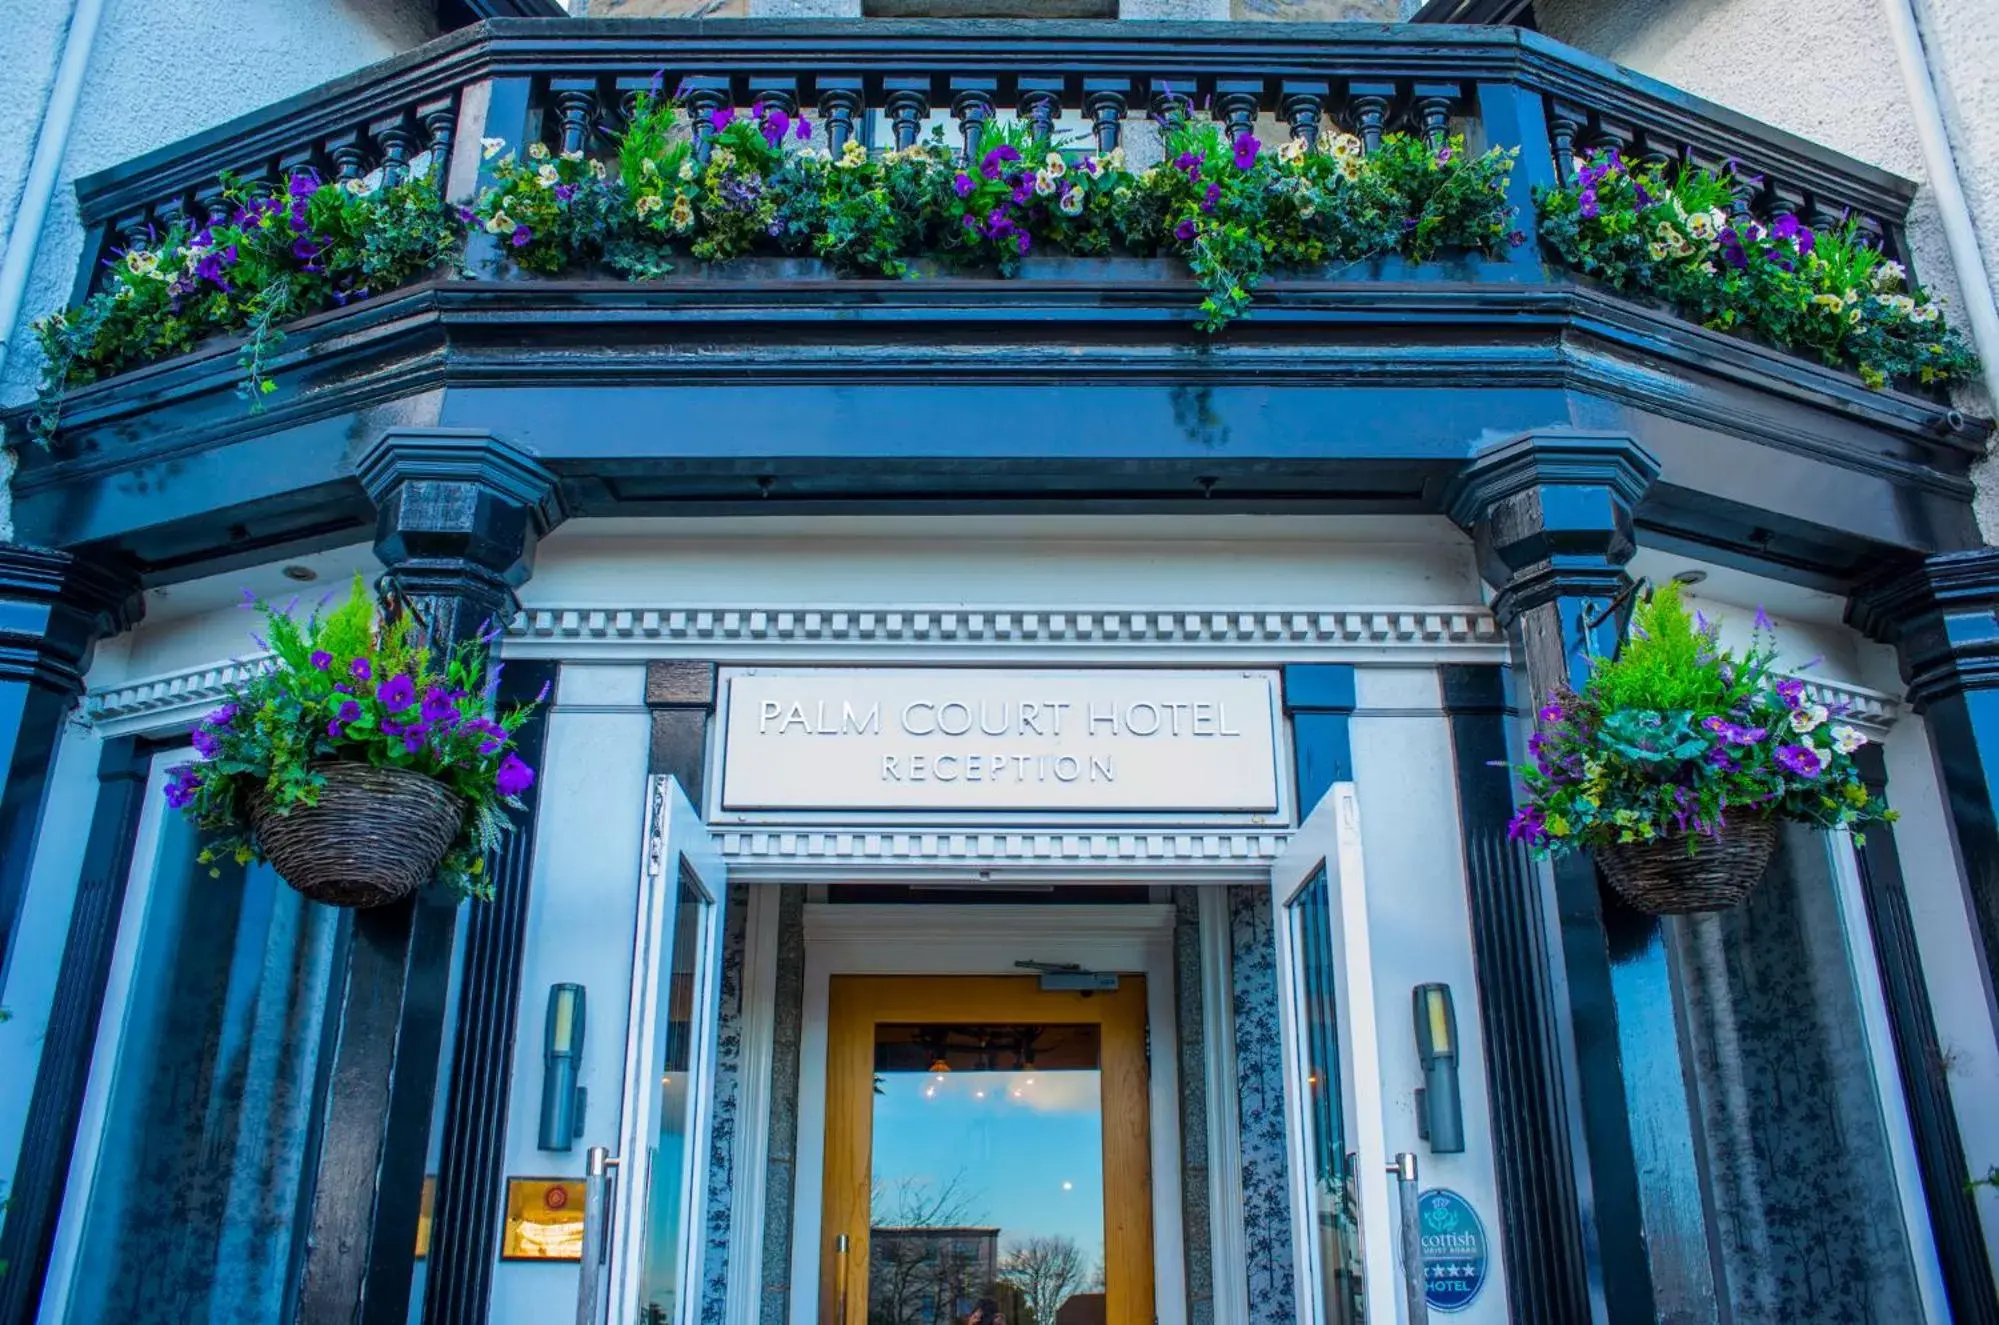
70,19,1916,302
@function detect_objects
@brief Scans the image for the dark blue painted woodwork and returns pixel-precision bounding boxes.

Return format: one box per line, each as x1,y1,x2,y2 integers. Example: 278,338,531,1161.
0,549,140,994
293,430,565,1325
422,658,559,1325
0,738,155,1325
1440,665,1592,1325
1283,664,1355,818
1448,430,1723,1325
1851,551,1999,1063
1848,746,1999,1324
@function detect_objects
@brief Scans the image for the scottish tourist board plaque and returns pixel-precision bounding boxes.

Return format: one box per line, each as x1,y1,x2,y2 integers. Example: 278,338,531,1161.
1419,1187,1489,1312
720,668,1282,815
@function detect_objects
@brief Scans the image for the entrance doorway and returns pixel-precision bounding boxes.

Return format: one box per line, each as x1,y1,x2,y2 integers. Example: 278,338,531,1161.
818,975,1155,1325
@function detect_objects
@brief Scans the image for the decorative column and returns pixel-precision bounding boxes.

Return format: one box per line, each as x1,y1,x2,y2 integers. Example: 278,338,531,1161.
294,429,565,1325
0,548,141,995
1852,551,1999,1047
1446,431,1724,1325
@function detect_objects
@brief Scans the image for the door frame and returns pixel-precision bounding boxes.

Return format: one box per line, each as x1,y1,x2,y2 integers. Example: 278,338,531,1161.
789,902,1186,1325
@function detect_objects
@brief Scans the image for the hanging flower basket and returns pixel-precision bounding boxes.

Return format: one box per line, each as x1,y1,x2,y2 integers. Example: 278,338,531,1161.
249,762,467,909
163,576,544,906
1508,582,1894,917
1595,815,1780,917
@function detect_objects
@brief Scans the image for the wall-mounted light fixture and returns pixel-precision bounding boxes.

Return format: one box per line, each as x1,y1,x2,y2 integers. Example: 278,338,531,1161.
1413,982,1465,1154
539,983,587,1151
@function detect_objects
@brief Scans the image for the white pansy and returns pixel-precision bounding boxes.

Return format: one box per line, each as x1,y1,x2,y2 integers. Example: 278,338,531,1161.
480,137,507,159
1044,152,1066,178
1813,745,1834,771
1059,187,1085,216
537,163,559,187
1033,170,1057,197
527,142,550,161
344,178,374,196
1830,725,1867,754
1789,703,1829,734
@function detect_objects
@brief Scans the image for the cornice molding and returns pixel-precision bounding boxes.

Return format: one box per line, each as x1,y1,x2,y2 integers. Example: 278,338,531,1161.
722,825,1291,881
1796,675,1900,737
83,656,273,733
503,602,1511,661
1442,429,1663,531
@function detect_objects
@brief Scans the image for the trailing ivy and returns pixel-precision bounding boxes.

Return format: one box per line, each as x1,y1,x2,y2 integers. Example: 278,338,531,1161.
29,168,460,444
1537,149,1977,391
477,93,1519,334
22,89,1521,443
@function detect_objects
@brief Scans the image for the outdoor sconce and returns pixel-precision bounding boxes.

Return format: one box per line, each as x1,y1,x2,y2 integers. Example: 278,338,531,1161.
1413,982,1465,1154
539,983,587,1151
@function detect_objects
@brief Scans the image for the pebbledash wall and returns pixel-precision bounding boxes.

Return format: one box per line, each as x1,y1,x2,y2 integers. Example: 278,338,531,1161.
1533,0,1999,520
0,0,438,539
16,513,1984,1322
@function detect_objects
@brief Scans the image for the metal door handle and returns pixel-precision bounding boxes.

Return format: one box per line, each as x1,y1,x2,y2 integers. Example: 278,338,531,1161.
577,1146,619,1325
1387,1152,1430,1325
834,1233,852,1324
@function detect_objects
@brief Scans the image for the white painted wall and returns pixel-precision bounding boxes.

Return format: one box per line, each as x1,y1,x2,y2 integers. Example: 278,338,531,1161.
489,662,653,1325
1349,665,1511,1323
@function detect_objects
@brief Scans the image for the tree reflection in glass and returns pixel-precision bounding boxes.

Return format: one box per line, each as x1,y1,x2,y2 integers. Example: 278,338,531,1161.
868,1024,1107,1325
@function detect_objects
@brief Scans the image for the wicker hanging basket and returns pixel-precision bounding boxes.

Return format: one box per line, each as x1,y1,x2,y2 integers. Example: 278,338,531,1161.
249,762,466,909
1595,815,1780,916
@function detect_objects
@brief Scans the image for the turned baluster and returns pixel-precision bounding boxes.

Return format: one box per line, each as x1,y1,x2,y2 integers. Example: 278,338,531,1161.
417,96,457,181
815,79,863,155
951,79,997,163
1212,81,1261,146
372,112,420,186
1018,78,1062,152
1412,83,1457,153
325,131,370,183
1280,81,1328,148
683,77,730,165
549,80,598,158
1083,80,1130,156
883,78,929,151
1547,100,1584,185
1149,80,1194,132
1346,83,1395,155
750,76,800,130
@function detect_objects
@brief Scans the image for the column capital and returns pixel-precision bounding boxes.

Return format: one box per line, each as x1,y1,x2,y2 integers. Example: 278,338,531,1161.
356,428,568,639
1442,430,1660,628
1848,548,1999,709
0,546,143,697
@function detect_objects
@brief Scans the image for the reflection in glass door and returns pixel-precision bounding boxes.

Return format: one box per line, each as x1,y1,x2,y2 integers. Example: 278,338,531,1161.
606,777,728,1325
822,976,1153,1325
869,1024,1107,1325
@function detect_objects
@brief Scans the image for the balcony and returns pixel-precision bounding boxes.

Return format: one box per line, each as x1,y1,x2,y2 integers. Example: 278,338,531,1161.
9,19,1990,581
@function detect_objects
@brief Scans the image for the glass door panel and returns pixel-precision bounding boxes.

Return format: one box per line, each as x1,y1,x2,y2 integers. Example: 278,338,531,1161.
822,976,1152,1325
1271,785,1392,1325
607,777,728,1325
869,1023,1107,1325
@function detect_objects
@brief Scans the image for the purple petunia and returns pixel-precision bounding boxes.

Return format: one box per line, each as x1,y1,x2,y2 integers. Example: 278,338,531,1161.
206,703,238,728
1232,135,1261,171
1173,151,1204,179
378,674,418,712
191,727,221,758
1774,677,1806,710
351,658,373,682
311,650,332,671
1702,716,1767,746
1578,187,1599,220
1202,182,1221,214
1015,231,1031,256
511,224,532,248
1506,804,1544,844
421,687,459,727
1174,219,1198,243
163,765,201,809
954,173,975,199
760,108,792,146
795,114,812,141
1773,744,1823,778
1537,702,1564,724
496,753,536,798
709,106,737,133
554,184,576,203
337,699,362,723
326,718,345,739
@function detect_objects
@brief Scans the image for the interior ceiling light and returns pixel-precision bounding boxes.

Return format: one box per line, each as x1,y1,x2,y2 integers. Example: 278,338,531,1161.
281,564,319,582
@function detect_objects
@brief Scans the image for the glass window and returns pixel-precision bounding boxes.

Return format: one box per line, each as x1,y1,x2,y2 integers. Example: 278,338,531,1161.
637,867,706,1324
1677,824,1923,1319
1286,867,1364,1325
64,803,337,1325
868,1023,1107,1325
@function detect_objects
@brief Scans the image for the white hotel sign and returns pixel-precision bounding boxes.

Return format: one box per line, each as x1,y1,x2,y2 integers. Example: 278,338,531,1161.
720,669,1282,814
